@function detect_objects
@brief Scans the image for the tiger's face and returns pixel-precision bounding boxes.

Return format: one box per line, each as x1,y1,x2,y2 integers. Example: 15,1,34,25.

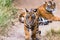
25,9,38,26
45,0,56,12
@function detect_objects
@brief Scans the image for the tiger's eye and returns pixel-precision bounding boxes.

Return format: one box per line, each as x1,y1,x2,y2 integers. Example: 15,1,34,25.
26,14,30,19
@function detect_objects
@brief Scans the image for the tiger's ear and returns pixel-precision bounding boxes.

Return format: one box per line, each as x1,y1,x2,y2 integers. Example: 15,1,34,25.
53,2,56,8
45,1,47,4
33,9,37,12
52,0,54,1
25,8,29,12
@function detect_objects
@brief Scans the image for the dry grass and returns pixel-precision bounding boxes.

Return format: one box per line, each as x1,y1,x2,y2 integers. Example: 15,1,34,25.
41,29,60,40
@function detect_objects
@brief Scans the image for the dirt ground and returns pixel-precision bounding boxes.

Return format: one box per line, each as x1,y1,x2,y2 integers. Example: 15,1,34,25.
0,0,60,40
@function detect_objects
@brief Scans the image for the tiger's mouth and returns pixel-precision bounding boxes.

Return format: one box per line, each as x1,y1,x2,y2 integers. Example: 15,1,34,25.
25,20,35,29
25,19,36,26
26,21,34,25
46,6,55,12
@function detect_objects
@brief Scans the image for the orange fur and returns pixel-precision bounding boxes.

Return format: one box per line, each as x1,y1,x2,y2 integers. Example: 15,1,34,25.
37,2,60,21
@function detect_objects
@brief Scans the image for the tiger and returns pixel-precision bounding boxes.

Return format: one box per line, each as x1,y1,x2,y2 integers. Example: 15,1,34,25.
37,0,60,21
24,9,40,40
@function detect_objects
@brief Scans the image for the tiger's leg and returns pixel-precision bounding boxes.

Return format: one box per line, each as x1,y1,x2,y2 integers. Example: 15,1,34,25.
31,26,38,40
24,26,30,40
36,27,41,40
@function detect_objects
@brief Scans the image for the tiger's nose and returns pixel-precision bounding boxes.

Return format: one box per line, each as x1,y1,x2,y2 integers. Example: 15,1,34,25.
29,16,32,21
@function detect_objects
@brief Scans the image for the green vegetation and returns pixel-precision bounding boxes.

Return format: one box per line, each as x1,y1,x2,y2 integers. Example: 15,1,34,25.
0,0,18,36
0,0,17,27
0,0,12,7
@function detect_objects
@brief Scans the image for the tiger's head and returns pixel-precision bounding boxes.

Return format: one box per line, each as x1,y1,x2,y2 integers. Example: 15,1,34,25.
24,9,38,27
45,0,56,12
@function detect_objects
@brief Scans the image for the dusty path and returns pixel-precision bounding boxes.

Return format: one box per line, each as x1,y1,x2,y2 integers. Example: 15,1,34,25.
0,21,25,40
0,21,60,40
0,19,60,40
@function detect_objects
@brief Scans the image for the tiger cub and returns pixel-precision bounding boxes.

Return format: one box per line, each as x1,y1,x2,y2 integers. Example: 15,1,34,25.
24,9,40,40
